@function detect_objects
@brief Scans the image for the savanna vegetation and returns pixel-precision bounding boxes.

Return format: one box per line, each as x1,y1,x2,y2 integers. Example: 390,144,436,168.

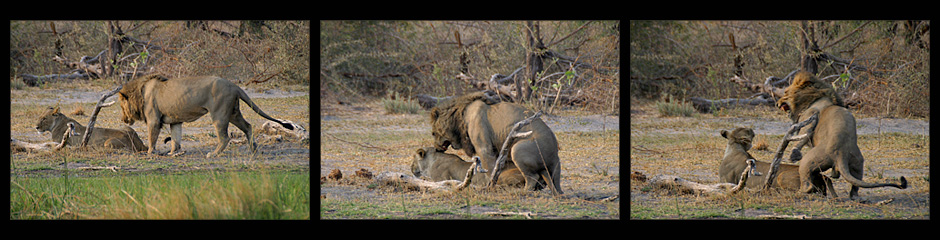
10,20,310,219
631,20,929,119
320,21,620,219
630,21,929,219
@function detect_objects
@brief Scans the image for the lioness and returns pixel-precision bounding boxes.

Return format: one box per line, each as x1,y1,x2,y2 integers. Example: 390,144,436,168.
411,147,525,186
719,128,834,195
776,71,907,199
430,91,563,196
36,106,147,152
117,75,294,157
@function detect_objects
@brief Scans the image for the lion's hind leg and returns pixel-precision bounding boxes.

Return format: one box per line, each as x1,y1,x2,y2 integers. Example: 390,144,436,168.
168,123,185,156
229,108,256,155
208,117,232,158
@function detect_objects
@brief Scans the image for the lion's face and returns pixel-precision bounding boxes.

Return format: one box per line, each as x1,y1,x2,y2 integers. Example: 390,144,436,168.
430,108,464,152
775,71,844,122
118,92,140,125
35,107,61,133
431,123,459,152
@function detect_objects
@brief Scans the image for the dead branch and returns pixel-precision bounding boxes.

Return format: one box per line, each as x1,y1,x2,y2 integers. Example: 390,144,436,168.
764,69,800,88
374,172,463,193
546,21,593,48
17,73,92,87
415,94,453,110
483,211,536,219
729,75,786,98
77,166,121,172
487,111,539,187
56,123,75,150
10,139,60,152
647,175,738,196
373,154,485,193
53,55,104,77
730,159,759,194
456,73,517,101
689,96,775,113
80,86,122,148
538,91,586,107
647,158,755,196
10,122,74,152
762,112,819,190
820,21,871,50
758,214,812,219
260,119,307,141
455,156,487,191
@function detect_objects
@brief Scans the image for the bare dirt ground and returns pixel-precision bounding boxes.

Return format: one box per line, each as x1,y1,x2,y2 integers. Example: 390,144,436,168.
630,103,929,219
319,100,621,219
9,85,310,176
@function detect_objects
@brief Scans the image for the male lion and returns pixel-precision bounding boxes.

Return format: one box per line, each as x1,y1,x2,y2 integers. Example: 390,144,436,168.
430,91,563,196
776,71,907,199
719,128,834,195
36,106,147,152
411,147,525,186
117,75,294,157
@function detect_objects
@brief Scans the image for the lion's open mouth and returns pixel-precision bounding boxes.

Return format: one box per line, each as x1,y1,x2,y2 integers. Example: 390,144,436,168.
778,102,791,112
436,140,451,152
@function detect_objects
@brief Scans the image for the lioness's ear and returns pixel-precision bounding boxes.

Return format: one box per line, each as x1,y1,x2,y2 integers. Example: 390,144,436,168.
416,148,426,158
720,130,729,139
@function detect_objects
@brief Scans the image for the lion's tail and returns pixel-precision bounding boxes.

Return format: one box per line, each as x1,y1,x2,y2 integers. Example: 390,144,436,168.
837,152,908,189
236,89,295,131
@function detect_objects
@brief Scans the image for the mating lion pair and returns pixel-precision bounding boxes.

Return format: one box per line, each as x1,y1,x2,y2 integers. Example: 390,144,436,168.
720,71,907,199
410,90,564,196
36,75,294,158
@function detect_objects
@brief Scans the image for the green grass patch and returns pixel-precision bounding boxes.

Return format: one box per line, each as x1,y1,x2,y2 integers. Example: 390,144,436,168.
381,90,421,114
10,171,309,219
655,94,696,117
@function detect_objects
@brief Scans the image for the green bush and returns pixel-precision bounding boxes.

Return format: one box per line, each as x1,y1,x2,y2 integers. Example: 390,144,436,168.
382,90,421,114
655,93,695,117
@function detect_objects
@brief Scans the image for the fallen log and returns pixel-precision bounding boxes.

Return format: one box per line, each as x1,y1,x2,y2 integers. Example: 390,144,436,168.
729,75,786,98
647,175,738,196
761,112,819,190
17,73,91,87
647,157,757,196
80,86,122,148
260,119,307,141
10,122,74,152
689,96,775,113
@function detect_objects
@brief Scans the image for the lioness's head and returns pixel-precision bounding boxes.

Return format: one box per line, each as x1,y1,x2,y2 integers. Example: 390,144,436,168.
775,71,845,122
411,147,447,178
36,107,64,133
720,127,754,151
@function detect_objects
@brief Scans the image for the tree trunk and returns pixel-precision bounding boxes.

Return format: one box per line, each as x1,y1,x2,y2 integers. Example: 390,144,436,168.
800,21,820,74
105,21,124,77
521,21,545,103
